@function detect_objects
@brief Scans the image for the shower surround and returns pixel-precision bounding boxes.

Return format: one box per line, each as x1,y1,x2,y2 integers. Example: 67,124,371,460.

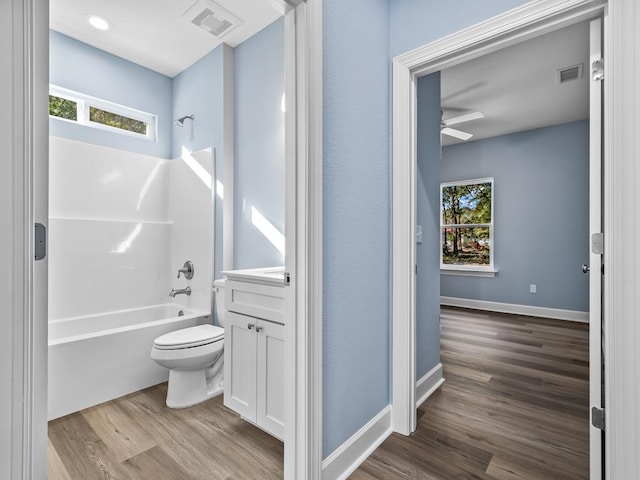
48,136,214,419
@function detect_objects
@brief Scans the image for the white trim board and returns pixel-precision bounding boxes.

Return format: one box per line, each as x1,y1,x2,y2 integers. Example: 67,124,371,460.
416,363,445,408
283,1,324,479
441,297,589,323
321,406,392,480
605,1,640,477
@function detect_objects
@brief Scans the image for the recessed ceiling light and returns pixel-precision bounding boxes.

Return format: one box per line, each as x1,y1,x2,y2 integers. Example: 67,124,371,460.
88,15,111,31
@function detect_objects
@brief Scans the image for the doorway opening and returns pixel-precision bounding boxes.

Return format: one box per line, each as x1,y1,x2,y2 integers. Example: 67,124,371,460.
392,2,606,479
44,0,295,476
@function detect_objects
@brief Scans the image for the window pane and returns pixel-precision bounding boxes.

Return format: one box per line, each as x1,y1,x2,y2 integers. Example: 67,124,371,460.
89,106,147,135
442,227,491,266
442,181,492,225
49,95,77,121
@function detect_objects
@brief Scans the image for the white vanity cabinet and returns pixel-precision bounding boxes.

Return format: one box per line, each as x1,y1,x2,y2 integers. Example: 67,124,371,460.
222,269,285,441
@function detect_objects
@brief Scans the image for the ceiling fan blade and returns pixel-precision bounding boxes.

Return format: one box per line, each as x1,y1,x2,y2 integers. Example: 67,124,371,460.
443,111,484,127
441,127,473,141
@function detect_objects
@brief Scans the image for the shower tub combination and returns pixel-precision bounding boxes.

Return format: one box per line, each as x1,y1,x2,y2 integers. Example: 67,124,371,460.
48,304,210,420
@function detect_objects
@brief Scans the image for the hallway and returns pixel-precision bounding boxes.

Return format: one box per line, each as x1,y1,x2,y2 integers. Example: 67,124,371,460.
352,306,590,479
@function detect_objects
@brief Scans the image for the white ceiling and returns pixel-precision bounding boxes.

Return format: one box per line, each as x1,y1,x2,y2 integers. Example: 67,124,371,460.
50,0,282,77
440,20,590,146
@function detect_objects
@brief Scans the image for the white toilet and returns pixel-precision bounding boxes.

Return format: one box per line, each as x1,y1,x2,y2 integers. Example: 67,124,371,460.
151,279,227,408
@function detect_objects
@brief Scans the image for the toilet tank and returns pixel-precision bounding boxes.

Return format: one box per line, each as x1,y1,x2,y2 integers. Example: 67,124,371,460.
213,279,226,326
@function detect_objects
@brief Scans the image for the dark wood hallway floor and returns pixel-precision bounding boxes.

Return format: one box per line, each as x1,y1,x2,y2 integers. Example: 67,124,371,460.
351,306,590,480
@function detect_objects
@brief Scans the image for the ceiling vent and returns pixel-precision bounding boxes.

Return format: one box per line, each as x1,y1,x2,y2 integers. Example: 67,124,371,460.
557,63,584,84
181,0,242,39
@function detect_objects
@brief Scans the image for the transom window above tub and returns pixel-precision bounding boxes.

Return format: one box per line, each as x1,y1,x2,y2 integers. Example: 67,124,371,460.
441,177,496,277
49,86,156,141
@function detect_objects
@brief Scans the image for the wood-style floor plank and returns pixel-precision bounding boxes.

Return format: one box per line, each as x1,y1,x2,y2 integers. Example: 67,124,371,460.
48,412,127,479
351,306,590,480
47,441,73,480
120,446,195,480
82,401,156,464
49,386,283,479
50,306,588,479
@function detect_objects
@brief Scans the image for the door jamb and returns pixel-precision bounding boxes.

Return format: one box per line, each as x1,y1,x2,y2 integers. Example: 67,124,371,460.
283,0,324,479
7,0,49,478
391,0,606,436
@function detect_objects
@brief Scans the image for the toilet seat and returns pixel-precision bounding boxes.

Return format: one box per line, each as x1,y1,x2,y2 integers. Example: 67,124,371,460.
154,324,224,350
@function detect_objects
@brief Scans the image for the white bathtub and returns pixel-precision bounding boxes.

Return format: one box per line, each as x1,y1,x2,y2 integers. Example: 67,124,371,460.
48,304,210,420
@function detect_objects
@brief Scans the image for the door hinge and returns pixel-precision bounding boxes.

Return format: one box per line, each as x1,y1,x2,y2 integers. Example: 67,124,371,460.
591,233,604,255
34,223,46,261
592,58,604,81
591,406,605,431
284,272,291,286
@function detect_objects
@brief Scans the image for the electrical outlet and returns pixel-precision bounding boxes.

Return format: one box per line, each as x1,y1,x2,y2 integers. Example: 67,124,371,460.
530,284,537,294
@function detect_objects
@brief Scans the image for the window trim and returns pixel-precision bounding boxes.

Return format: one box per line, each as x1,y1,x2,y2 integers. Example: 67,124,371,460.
49,85,157,141
440,176,495,272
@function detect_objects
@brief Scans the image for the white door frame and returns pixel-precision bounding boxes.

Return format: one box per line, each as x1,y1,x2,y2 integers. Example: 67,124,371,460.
282,0,324,479
3,0,49,478
393,0,640,477
8,0,324,479
391,0,607,435
601,0,640,477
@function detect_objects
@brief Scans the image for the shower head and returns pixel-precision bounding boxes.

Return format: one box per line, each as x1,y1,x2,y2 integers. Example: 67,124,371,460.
175,115,194,127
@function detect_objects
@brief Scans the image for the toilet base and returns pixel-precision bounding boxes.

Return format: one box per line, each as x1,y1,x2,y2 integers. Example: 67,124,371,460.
166,369,223,409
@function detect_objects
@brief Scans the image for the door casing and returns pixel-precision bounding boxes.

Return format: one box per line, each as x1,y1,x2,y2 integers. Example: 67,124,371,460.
392,0,608,435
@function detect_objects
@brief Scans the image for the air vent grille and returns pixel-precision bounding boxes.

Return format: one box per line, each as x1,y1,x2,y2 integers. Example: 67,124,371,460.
182,0,242,39
557,63,584,84
192,8,233,37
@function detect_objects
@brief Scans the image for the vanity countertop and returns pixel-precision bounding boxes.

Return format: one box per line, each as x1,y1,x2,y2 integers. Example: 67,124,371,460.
222,266,285,287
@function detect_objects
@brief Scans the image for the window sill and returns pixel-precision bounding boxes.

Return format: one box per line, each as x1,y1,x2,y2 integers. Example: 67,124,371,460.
440,268,498,278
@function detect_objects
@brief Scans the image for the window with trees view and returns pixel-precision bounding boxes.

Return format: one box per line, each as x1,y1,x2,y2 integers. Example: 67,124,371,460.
441,178,494,270
48,86,155,141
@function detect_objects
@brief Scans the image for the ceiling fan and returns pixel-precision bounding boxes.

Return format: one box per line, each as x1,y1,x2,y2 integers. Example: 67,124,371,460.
441,111,484,141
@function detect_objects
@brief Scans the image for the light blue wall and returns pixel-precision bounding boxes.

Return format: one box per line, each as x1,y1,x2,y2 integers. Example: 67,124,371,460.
318,0,544,460
389,0,529,57
172,44,229,281
49,31,172,158
323,0,391,458
416,73,441,379
440,121,590,312
234,18,285,269
171,46,224,159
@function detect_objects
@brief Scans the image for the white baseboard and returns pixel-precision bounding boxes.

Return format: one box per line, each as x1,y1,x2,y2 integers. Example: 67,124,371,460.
416,363,445,408
440,296,589,323
322,406,392,480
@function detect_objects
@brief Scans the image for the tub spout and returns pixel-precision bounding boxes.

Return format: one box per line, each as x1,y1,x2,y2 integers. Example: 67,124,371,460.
169,286,191,297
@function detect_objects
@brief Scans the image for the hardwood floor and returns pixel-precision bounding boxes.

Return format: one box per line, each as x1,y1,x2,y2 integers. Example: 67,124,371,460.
48,384,283,479
49,307,589,480
351,306,590,480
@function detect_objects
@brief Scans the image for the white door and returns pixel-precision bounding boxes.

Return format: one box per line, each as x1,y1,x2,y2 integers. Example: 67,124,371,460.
224,311,258,422
257,319,285,440
588,17,604,480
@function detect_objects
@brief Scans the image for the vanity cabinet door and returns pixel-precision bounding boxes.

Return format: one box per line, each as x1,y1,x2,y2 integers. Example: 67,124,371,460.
256,319,285,441
224,311,258,423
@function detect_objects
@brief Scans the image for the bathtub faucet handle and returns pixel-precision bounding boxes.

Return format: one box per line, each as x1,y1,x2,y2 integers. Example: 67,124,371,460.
177,261,194,280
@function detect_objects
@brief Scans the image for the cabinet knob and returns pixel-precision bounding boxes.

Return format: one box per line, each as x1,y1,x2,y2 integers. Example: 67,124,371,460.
255,326,263,333
248,323,254,330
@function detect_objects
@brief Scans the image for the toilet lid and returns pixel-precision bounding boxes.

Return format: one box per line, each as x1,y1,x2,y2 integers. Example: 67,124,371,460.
154,324,224,350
